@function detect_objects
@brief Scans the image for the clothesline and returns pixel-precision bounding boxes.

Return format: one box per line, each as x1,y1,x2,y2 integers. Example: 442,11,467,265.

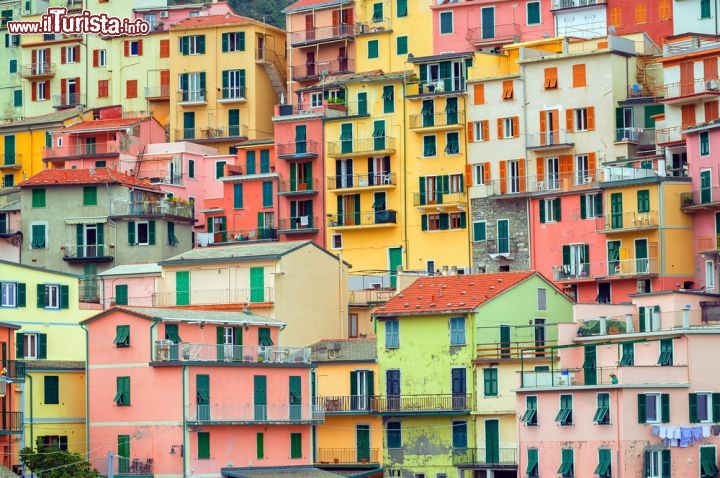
651,425,718,447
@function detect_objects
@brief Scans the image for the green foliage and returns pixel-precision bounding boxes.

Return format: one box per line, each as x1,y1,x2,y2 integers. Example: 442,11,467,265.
20,441,99,478
227,0,293,29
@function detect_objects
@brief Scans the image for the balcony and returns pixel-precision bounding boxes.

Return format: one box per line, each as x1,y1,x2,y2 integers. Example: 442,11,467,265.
291,59,354,82
349,288,395,305
328,210,397,229
413,191,466,208
615,127,655,145
323,100,371,120
409,110,465,131
177,89,207,106
519,365,689,389
99,454,154,477
452,448,518,468
196,228,278,245
596,211,659,233
277,216,320,234
480,170,602,198
52,93,85,109
3,361,24,382
218,86,247,104
20,63,56,79
327,137,396,158
698,235,720,254
372,394,471,415
526,130,575,151
278,179,319,196
475,237,519,258
290,24,355,46
153,342,310,365
110,200,194,220
405,77,466,99
314,395,374,414
0,153,22,170
551,0,606,10
79,280,101,304
655,127,685,145
153,287,274,306
62,244,113,263
466,23,520,46
681,187,720,211
276,140,319,160
661,78,720,104
576,309,720,338
175,125,248,142
553,263,592,282
315,448,380,466
475,340,557,362
43,141,121,161
144,85,169,101
327,172,396,191
606,256,659,278
0,412,22,434
186,404,324,425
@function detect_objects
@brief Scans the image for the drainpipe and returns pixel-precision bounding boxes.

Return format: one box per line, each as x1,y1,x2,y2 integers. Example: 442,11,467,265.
26,374,32,450
461,92,471,271
520,61,531,270
149,320,159,358
181,365,187,478
401,69,409,268
80,324,89,457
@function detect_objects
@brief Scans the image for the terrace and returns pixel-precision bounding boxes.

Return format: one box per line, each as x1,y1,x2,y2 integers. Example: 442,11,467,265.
152,287,274,306
372,394,472,415
186,403,324,425
153,342,310,365
328,210,397,228
327,137,397,158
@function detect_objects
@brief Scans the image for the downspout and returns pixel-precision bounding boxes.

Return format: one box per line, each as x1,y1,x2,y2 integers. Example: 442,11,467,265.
80,324,89,457
461,92,471,270
402,72,409,268
26,374,32,450
181,365,187,478
520,61,531,270
149,320,159,358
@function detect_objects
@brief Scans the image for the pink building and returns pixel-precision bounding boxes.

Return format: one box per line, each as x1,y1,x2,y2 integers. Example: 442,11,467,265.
431,0,553,54
98,263,161,309
132,1,234,29
0,188,20,262
517,291,720,478
83,306,321,477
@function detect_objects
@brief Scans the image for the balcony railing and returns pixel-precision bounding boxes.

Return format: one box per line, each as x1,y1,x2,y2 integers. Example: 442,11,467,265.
324,100,371,119
0,153,22,168
348,288,395,304
527,130,575,149
144,85,169,99
553,263,592,281
153,287,274,306
175,125,248,141
52,93,85,109
475,237,519,256
615,127,655,145
0,412,22,433
553,256,659,281
79,280,100,303
153,342,311,364
475,341,557,360
278,179,319,194
452,448,517,466
520,366,619,388
186,403,324,423
698,235,720,253
316,448,380,465
218,86,247,102
577,309,715,337
3,361,24,382
607,257,659,277
110,200,194,219
413,191,465,207
327,137,396,157
314,395,374,413
177,89,207,105
406,77,466,97
218,228,279,243
327,172,396,190
663,78,720,101
278,216,319,232
290,24,355,45
62,244,113,261
681,187,720,209
655,127,685,145
466,23,520,45
43,141,121,159
292,58,354,80
373,394,471,413
409,110,465,129
480,169,602,197
276,140,319,159
551,0,606,10
20,63,56,78
596,211,659,232
94,454,154,477
328,210,397,227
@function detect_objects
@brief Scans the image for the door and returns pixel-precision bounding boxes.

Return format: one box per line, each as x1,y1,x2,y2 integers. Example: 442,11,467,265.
165,324,180,361
451,368,467,409
306,51,315,77
388,247,402,288
481,7,495,39
485,420,499,464
680,61,694,96
175,271,190,306
635,239,648,273
356,425,370,463
305,14,314,40
610,193,623,229
3,136,14,166
357,92,367,116
583,345,597,386
183,112,195,140
289,376,302,420
701,170,712,204
546,157,559,189
249,267,265,303
373,120,385,150
508,160,520,193
118,435,130,474
422,100,434,127
534,318,546,357
254,375,267,420
386,370,401,411
196,374,210,420
607,241,621,275
446,97,458,124
499,325,511,358
351,370,372,410
339,46,348,71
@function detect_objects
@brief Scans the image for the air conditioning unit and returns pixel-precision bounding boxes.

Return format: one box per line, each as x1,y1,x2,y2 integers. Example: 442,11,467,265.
160,10,169,18
707,80,719,92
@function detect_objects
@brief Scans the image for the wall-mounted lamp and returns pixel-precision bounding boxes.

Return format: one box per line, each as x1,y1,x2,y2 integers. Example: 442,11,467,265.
170,445,184,457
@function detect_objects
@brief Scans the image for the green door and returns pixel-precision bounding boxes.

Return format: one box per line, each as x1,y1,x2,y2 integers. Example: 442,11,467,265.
249,267,264,303
4,136,14,166
716,212,720,249
166,324,180,361
228,109,240,137
422,100,434,127
254,375,267,420
584,345,597,386
196,374,210,421
481,7,495,38
118,435,130,473
176,271,190,306
446,98,458,125
388,247,402,288
341,123,353,154
610,193,623,229
289,376,302,420
499,325,511,358
607,241,621,275
295,125,306,155
485,419,499,464
356,424,370,462
373,120,385,151
635,239,648,274
701,170,712,204
357,92,367,116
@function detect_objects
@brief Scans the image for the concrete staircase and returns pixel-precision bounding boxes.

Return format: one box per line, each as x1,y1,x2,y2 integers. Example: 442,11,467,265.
256,49,287,100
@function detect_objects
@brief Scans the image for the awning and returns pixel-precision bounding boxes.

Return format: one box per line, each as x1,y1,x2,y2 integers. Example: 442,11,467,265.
65,217,108,225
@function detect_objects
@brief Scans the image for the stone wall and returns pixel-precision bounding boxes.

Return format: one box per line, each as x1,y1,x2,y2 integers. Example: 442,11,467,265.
470,196,531,272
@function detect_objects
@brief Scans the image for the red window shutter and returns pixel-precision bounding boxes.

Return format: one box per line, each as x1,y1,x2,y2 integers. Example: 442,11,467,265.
588,152,597,173
93,49,99,67
137,39,143,56
75,77,80,99
499,160,507,194
512,116,520,138
467,122,474,142
160,39,169,58
518,159,526,192
74,45,80,62
31,50,37,67
45,48,50,64
160,70,170,86
44,81,50,98
60,78,66,98
124,41,129,57
31,82,37,101
464,164,473,188
536,157,545,182
61,47,66,64
483,163,491,185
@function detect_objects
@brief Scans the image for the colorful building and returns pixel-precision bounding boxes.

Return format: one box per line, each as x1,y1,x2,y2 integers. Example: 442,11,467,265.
0,316,22,472
0,0,23,123
83,306,322,477
0,187,20,262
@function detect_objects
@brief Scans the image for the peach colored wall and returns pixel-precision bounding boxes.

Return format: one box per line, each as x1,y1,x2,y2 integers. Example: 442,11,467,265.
101,275,158,308
161,322,280,349
90,425,183,476
87,311,152,365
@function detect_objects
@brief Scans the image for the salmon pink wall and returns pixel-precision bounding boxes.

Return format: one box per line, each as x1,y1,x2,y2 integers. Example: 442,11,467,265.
101,275,158,308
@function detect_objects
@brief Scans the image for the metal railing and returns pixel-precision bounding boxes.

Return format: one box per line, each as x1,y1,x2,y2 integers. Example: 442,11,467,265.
452,448,517,466
52,93,84,108
314,395,374,413
0,153,21,167
219,86,247,101
406,77,466,97
177,89,207,104
154,342,311,364
110,200,194,219
475,341,557,360
607,257,659,277
277,140,319,158
663,78,720,100
577,309,714,337
79,280,100,303
551,0,606,9
520,366,618,388
475,237,518,255
324,100,370,119
328,210,397,227
94,454,153,476
44,141,121,159
373,394,471,413
224,228,278,242
681,187,720,208
527,130,575,148
596,211,659,232
20,63,56,78
327,137,396,156
349,288,395,304
292,58,354,79
144,85,169,99
278,217,319,232
175,125,248,141
0,412,22,433
3,361,24,382
698,235,720,253
615,127,655,144
466,23,520,44
186,403,324,423
327,172,396,190
62,244,110,259
290,24,355,45
278,179,319,194
656,126,685,144
315,448,380,465
409,110,465,129
153,287,274,306
553,257,659,281
553,263,592,281
480,169,603,197
603,164,678,182
413,191,465,207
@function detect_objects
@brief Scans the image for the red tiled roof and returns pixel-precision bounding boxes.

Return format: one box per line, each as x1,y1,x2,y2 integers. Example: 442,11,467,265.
63,117,144,132
172,14,256,29
373,272,537,316
18,168,161,190
286,0,341,11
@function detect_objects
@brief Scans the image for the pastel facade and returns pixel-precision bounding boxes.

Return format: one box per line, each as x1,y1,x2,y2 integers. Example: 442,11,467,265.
672,0,718,37
84,307,319,478
0,318,22,471
98,262,162,309
0,187,20,262
0,0,23,123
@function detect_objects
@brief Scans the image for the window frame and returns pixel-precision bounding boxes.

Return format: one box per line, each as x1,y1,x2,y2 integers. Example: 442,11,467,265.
644,392,662,424
385,319,399,348
555,394,573,426
575,108,589,131
483,367,498,397
331,233,343,250
0,282,17,308
44,284,60,309
526,1,541,26
701,131,711,156
386,421,402,448
522,395,538,426
449,316,466,346
439,11,454,35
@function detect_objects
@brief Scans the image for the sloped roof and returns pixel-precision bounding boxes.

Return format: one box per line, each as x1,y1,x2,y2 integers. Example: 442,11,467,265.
171,13,279,31
18,168,161,191
373,271,537,317
284,0,352,14
310,338,376,363
81,306,283,326
62,117,145,132
160,240,340,266
97,263,162,277
0,259,81,278
0,108,84,131
222,467,346,478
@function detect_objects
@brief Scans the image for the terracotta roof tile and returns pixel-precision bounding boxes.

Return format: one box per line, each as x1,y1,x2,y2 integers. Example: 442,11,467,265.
374,271,537,316
63,117,144,132
285,0,350,12
18,168,161,190
171,14,256,29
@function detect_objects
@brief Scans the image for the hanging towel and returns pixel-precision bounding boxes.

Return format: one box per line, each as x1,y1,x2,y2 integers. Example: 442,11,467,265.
704,425,712,438
652,426,661,437
712,425,720,436
674,427,682,439
692,427,703,442
659,426,667,439
680,427,693,447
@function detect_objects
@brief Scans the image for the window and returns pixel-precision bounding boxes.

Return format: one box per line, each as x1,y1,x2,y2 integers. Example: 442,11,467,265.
537,288,547,310
396,36,408,55
594,393,610,425
423,135,437,157
126,79,138,98
658,339,673,366
114,325,130,348
575,108,588,131
31,223,46,249
167,222,179,246
7,58,16,74
310,92,323,108
445,132,460,154
473,221,486,242
500,117,516,138
233,183,243,209
635,3,647,22
198,432,210,459
645,449,671,478
2,174,13,188
573,64,586,87
471,120,489,142
36,81,48,101
540,198,561,223
526,1,541,25
127,40,141,56
331,234,342,250
1,282,21,308
98,49,107,67
179,35,205,55
136,221,151,245
544,67,558,89
387,422,401,448
385,319,399,348
595,448,612,478
483,368,498,396
256,432,264,459
39,436,68,451
619,342,634,366
439,11,453,34
638,393,669,424
32,188,46,208
262,181,273,207
290,433,302,459
580,193,602,219
44,376,59,405
450,317,465,345
222,32,245,52
42,284,61,309
215,160,226,179
558,448,574,477
527,448,539,477
98,79,109,98
82,186,97,206
637,189,650,213
188,159,195,179
368,40,379,59
502,80,514,99
555,394,572,425
383,85,394,113
23,333,39,359
707,261,716,290
700,446,718,478
372,2,383,21
64,46,78,63
521,396,537,426
114,376,130,406
701,131,711,156
397,0,408,17
13,90,21,107
452,421,467,449
690,392,716,423
348,313,359,338
701,0,712,19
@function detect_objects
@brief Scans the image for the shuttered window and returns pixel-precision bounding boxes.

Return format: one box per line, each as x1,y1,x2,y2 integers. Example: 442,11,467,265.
44,376,59,404
32,188,46,207
521,396,538,425
483,368,498,396
198,432,210,459
113,376,130,406
83,186,97,206
290,433,302,459
114,325,130,348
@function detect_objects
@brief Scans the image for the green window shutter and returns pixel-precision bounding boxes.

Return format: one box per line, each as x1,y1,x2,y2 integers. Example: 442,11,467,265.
526,448,539,476
148,220,156,245
396,36,408,55
17,283,26,307
197,35,206,54
637,393,646,423
262,182,273,207
221,33,228,52
250,267,265,302
473,222,486,241
527,2,540,24
368,40,379,59
260,150,270,173
60,285,69,309
197,432,210,459
397,0,408,16
15,333,23,359
690,392,699,423
36,284,45,308
216,161,225,179
539,198,546,223
32,188,46,208
258,328,273,346
256,432,264,459
8,59,17,74
713,393,720,422
128,221,136,245
290,433,302,459
254,375,267,405
44,376,59,404
440,11,453,33
594,193,603,215
233,184,243,209
554,197,562,222
383,85,394,113
38,333,47,358
421,214,428,231
580,195,587,219
13,90,21,108
661,449,671,478
115,285,128,306
175,271,190,306
661,393,670,423
246,151,256,174
83,186,97,205
637,190,650,213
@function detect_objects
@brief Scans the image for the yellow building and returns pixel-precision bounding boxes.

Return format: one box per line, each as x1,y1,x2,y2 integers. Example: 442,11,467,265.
168,13,287,153
310,338,382,475
0,260,91,455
